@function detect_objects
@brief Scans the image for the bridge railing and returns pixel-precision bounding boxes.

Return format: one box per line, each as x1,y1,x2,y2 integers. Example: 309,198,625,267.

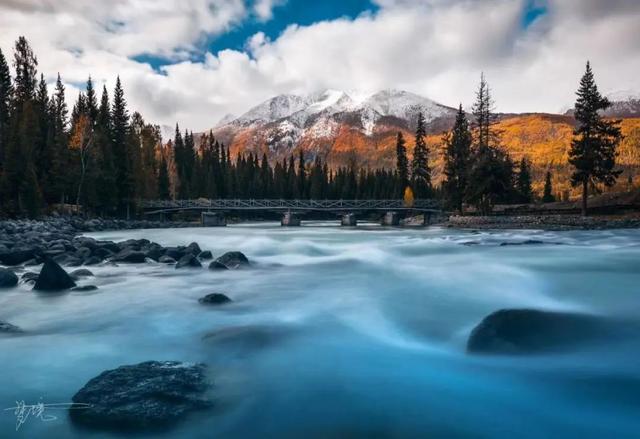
140,199,441,211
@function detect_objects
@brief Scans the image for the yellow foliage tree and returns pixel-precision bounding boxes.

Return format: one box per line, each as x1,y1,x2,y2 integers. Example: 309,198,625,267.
403,186,414,207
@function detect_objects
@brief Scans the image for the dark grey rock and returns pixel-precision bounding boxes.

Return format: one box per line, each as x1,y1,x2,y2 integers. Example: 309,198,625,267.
33,258,77,291
186,242,202,255
158,255,176,264
198,250,213,260
83,256,103,266
72,285,98,292
70,269,94,280
0,268,18,288
111,249,147,264
0,248,37,266
69,361,212,431
467,308,611,354
213,251,249,269
208,260,229,271
500,240,545,247
0,321,22,333
164,247,186,261
21,272,39,283
198,293,231,305
175,254,202,269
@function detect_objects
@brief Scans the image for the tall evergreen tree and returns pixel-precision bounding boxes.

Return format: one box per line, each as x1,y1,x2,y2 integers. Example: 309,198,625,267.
0,48,11,176
158,155,171,200
297,149,306,199
542,170,555,203
411,112,431,198
111,76,132,212
443,105,472,214
516,157,533,203
569,62,622,216
395,132,409,196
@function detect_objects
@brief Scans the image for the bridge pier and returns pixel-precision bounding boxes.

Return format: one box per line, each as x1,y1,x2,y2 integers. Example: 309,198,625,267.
202,212,227,227
341,213,357,226
281,212,301,226
381,211,400,226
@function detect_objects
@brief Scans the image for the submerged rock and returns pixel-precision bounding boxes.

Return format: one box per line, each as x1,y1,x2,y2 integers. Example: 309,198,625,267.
499,240,545,247
70,268,94,280
69,361,212,431
0,268,18,288
111,249,147,264
0,321,22,333
198,293,232,305
467,308,610,354
158,255,176,264
175,254,202,269
0,248,37,266
33,258,76,291
208,261,229,271
72,285,99,292
212,251,249,270
198,250,213,260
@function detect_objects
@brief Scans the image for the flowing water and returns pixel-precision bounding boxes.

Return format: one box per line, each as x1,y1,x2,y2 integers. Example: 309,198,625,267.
1,223,640,438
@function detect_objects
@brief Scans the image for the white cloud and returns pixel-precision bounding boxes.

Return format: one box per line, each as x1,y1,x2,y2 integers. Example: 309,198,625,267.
253,0,287,21
1,0,639,135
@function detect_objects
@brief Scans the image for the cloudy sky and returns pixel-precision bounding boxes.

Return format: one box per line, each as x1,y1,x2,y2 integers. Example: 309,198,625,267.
1,0,639,134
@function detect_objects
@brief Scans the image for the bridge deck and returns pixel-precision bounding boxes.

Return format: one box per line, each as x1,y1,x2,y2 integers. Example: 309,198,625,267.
141,199,441,214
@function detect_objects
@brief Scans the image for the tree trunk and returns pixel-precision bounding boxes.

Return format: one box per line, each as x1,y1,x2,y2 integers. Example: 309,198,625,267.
581,179,588,217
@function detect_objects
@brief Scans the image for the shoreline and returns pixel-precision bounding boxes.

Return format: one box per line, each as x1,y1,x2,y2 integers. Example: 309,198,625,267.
445,214,640,231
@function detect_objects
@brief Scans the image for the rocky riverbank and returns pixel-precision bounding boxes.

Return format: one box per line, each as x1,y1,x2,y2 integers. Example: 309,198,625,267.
447,214,640,230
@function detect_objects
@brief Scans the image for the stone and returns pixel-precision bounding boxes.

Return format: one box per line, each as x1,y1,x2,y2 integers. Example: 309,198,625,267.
69,361,212,431
70,269,94,280
83,256,103,266
198,293,232,305
0,248,37,266
467,308,610,354
111,249,147,264
175,254,202,269
72,285,99,292
198,250,213,260
21,272,39,283
208,261,228,271
158,255,176,264
0,268,18,288
186,242,202,255
33,258,77,291
213,251,249,270
0,321,22,333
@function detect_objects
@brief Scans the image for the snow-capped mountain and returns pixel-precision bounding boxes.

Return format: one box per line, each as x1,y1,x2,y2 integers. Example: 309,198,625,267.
564,90,640,118
210,89,456,166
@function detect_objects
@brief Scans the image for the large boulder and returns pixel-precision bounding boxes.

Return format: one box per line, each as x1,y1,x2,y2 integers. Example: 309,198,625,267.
186,242,202,255
0,248,37,266
467,309,610,354
70,268,94,280
111,249,147,264
69,361,212,431
0,268,18,288
175,254,202,269
33,258,77,291
212,251,249,270
198,293,232,305
198,250,213,260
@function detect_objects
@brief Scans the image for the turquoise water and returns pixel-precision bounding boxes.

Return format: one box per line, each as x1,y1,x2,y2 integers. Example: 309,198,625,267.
1,224,640,438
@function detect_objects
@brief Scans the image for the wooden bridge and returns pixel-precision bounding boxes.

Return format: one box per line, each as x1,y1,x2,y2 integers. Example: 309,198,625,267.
141,199,442,226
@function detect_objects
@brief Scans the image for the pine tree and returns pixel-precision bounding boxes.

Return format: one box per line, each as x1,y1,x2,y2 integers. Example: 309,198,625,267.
542,170,555,203
297,149,306,198
569,62,623,216
0,48,11,177
158,155,171,200
111,76,131,212
411,112,431,198
516,157,533,203
395,132,409,196
46,73,69,205
443,105,472,214
1,37,42,215
94,85,117,213
85,76,99,124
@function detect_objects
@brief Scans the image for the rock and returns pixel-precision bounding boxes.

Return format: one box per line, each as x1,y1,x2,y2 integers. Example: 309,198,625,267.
198,293,231,305
0,268,18,288
33,258,77,291
198,250,213,260
175,254,202,269
21,272,39,283
0,248,37,266
499,240,545,247
203,325,292,351
213,251,249,269
69,361,212,431
164,247,186,261
208,260,229,271
467,309,610,354
158,255,176,264
144,245,164,262
83,256,103,266
0,321,22,333
111,249,147,264
75,247,92,260
186,242,202,255
72,285,98,292
70,268,94,280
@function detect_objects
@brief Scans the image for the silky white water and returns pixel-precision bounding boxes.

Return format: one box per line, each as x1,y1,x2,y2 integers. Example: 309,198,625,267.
1,224,640,437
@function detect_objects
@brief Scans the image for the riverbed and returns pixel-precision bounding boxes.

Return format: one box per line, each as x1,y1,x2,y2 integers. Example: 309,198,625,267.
1,223,639,437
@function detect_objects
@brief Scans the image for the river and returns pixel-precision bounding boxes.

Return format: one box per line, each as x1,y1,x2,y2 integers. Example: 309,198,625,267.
1,223,640,437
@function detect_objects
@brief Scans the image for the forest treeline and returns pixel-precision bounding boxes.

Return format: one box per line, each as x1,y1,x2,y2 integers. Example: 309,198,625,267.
0,37,623,217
